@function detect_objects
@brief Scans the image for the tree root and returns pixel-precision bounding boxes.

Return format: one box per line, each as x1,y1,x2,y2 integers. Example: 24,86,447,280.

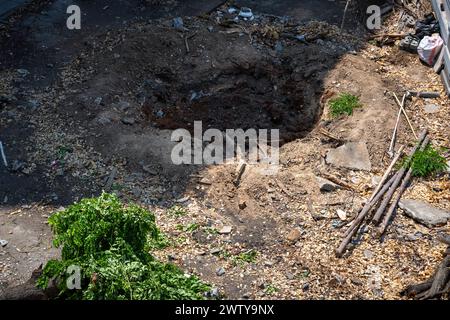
401,252,450,300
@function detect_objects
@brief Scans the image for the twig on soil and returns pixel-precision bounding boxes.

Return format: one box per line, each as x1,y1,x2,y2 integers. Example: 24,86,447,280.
320,173,357,191
393,92,418,139
319,128,343,142
340,0,352,34
104,167,117,192
0,141,8,168
234,162,247,187
388,95,405,157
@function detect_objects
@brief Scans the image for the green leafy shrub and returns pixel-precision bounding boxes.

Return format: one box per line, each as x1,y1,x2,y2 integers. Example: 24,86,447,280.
403,145,448,177
37,193,209,300
329,93,361,118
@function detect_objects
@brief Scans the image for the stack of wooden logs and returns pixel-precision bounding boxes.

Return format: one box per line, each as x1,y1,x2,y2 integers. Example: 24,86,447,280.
336,129,429,257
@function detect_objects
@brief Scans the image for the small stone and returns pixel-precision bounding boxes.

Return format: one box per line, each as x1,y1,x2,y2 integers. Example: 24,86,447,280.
264,260,275,267
167,254,177,261
351,278,363,286
399,199,450,228
216,267,225,276
364,249,374,259
286,228,302,243
0,239,8,247
286,272,295,280
17,69,30,76
173,17,184,30
242,292,251,299
115,101,130,111
424,104,440,113
218,226,232,234
155,110,165,118
199,177,212,185
94,97,103,105
210,248,221,255
176,196,189,203
336,209,347,221
371,175,382,188
121,117,135,125
238,200,247,210
316,176,339,192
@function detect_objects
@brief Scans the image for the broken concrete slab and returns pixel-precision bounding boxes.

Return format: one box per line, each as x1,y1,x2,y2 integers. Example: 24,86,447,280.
316,176,340,192
326,142,372,171
399,199,450,228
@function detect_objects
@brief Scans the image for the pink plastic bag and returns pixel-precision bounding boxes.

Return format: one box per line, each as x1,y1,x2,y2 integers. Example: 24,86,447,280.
418,35,444,66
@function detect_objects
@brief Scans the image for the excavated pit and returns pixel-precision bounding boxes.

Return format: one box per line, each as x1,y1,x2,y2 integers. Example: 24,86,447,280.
143,61,320,144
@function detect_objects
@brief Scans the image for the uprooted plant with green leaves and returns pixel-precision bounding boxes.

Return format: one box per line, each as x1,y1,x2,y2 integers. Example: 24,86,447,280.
37,192,210,300
401,145,448,177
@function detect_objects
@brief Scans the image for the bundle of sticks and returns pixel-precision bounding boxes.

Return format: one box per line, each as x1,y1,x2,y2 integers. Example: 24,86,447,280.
336,129,429,257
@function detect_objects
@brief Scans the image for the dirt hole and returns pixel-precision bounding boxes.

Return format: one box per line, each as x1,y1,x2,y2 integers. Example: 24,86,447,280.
141,61,321,144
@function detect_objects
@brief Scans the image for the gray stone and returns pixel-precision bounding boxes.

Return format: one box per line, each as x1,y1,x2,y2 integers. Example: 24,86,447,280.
326,142,372,171
0,239,8,247
218,226,232,234
94,97,103,105
424,104,440,114
17,69,29,77
399,199,450,228
216,267,225,276
316,176,339,192
114,101,131,112
121,117,135,125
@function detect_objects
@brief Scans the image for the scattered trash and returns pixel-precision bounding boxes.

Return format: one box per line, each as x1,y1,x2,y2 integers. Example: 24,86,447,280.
0,239,8,247
17,68,29,77
155,110,165,118
173,17,184,30
295,35,307,43
415,13,440,39
227,7,238,14
239,7,254,20
418,34,444,66
400,35,420,53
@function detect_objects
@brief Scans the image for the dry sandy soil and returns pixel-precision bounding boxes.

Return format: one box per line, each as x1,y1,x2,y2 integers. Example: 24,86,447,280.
0,1,449,299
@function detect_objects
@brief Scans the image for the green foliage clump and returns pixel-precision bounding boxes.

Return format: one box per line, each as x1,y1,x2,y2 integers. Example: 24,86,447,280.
232,249,258,265
403,145,448,177
37,193,209,300
167,205,188,217
329,93,361,118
